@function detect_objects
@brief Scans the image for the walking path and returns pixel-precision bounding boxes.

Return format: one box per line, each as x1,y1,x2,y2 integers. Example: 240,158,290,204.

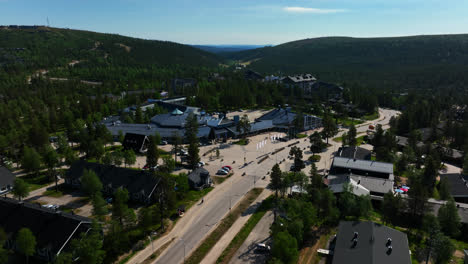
199,190,272,264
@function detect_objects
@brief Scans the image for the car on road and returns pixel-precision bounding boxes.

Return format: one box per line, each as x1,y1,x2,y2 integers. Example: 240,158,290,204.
222,165,232,170
217,169,229,175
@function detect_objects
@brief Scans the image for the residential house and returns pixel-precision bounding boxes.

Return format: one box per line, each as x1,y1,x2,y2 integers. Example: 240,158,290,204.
327,157,394,199
188,168,212,190
65,161,160,204
332,221,411,264
0,166,15,195
439,173,468,203
0,197,92,262
122,133,149,153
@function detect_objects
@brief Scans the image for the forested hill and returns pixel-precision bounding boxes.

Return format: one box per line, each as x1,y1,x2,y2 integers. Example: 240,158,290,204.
0,26,220,69
226,35,468,91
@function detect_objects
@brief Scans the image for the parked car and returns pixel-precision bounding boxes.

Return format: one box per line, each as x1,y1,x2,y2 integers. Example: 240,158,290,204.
256,243,270,253
222,165,232,170
217,169,229,175
42,204,59,210
143,164,158,170
179,149,188,156
197,161,205,167
160,140,168,145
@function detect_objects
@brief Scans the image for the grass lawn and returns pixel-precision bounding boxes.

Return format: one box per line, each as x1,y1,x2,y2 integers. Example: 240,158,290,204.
296,134,307,139
216,196,273,264
185,188,264,264
332,135,366,145
362,112,380,121
22,173,53,191
338,117,363,127
308,155,321,162
232,138,249,145
176,187,214,212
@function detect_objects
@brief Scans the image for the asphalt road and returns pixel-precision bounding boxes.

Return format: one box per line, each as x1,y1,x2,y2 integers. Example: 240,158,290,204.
147,108,401,264
229,211,274,264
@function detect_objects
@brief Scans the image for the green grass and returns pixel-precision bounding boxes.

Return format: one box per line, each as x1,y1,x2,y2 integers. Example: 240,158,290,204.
176,187,214,211
296,134,307,139
216,197,273,264
232,138,249,145
185,188,264,264
308,155,321,162
332,135,366,145
22,173,53,191
337,117,363,127
362,112,380,121
42,189,63,197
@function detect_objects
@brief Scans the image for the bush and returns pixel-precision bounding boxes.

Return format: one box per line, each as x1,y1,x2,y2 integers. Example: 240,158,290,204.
296,134,307,139
308,155,321,162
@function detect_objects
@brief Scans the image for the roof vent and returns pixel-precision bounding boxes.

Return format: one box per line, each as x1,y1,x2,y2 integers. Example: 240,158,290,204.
353,232,359,239
352,238,358,248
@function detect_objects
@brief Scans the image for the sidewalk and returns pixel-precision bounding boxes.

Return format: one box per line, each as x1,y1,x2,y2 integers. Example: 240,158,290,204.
199,189,272,264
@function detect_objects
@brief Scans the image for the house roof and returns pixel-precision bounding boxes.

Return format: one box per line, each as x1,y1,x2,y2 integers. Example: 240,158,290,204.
257,108,296,126
0,166,15,188
284,74,316,83
105,123,211,139
0,197,91,256
66,161,160,199
327,175,370,196
350,175,394,195
439,173,468,197
188,168,210,184
226,120,274,136
332,157,394,175
332,221,411,264
337,147,372,161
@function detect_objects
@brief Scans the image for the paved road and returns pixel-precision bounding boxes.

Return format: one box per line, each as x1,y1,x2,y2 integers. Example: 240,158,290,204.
229,211,274,264
128,108,400,264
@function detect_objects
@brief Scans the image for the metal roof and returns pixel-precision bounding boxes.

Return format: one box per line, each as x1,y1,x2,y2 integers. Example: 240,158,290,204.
333,221,411,264
332,157,394,175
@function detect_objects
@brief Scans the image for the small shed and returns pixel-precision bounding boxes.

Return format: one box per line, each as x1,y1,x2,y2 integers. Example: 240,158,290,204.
188,168,212,190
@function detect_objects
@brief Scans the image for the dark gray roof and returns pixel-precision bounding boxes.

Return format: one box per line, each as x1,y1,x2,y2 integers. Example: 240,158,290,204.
105,123,211,139
226,120,274,136
284,74,316,83
337,147,371,161
0,197,91,257
332,221,411,264
439,174,468,197
350,175,394,195
257,108,296,126
332,157,394,175
123,133,148,152
66,161,160,199
0,166,15,190
188,168,210,184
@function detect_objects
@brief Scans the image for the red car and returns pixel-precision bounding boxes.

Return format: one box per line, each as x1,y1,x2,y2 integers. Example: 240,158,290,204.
222,165,232,170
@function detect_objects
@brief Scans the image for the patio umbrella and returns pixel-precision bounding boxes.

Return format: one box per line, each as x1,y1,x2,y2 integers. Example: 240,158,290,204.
400,188,409,192
402,185,410,189
395,189,404,193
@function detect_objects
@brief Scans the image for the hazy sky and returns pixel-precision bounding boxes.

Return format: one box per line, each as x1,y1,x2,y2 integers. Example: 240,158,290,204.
1,0,468,45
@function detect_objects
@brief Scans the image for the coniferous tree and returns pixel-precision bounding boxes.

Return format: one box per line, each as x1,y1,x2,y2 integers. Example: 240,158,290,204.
43,145,59,191
185,113,200,168
16,228,36,264
321,112,338,144
146,135,160,168
348,124,357,146
437,198,461,238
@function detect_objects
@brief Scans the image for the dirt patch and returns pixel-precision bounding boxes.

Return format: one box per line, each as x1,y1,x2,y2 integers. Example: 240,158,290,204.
116,43,132,52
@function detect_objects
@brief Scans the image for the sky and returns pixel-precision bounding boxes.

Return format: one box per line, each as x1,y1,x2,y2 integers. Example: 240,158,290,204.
1,0,468,45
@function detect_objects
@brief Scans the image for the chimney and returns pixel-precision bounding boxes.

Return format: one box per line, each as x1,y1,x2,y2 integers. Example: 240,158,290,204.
353,232,359,239
387,245,393,254
386,238,392,246
352,238,358,248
